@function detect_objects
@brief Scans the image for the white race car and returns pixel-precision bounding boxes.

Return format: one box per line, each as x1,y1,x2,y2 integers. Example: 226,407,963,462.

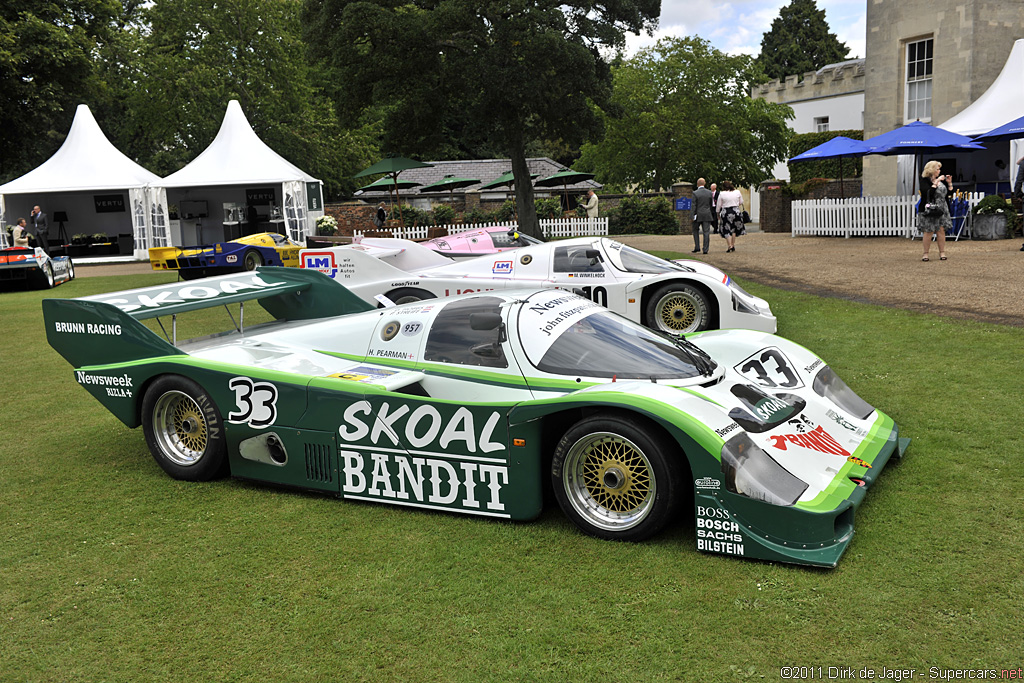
300,237,775,335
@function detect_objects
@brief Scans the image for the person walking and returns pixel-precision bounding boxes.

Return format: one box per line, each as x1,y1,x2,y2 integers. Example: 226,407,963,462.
691,178,714,254
917,160,952,261
709,183,720,234
580,189,599,218
715,182,745,252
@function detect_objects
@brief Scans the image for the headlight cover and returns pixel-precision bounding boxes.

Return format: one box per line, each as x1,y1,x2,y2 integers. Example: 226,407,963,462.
721,433,808,506
731,291,760,315
813,365,874,419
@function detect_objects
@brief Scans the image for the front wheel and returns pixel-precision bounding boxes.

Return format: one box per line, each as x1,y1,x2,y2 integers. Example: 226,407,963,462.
551,412,682,541
644,283,711,334
65,258,75,282
243,250,263,271
141,375,227,481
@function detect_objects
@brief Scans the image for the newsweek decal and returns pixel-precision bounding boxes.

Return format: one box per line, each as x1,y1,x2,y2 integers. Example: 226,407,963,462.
517,289,604,360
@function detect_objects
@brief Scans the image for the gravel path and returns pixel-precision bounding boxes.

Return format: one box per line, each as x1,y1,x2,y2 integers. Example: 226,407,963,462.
619,232,1024,327
74,232,1024,327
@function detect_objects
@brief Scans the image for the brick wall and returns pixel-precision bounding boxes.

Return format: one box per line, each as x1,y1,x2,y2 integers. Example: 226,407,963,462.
759,181,792,233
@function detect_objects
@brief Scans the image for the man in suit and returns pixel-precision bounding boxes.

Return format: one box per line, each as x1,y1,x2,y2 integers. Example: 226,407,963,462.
691,178,714,254
31,205,50,253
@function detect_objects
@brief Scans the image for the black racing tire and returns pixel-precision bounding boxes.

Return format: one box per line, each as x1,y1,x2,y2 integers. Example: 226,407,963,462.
38,262,55,289
384,287,436,306
243,250,263,271
141,375,228,481
644,283,712,335
551,412,683,541
66,258,75,282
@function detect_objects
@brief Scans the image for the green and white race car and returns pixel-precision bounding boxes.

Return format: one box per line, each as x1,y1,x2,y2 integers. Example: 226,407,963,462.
43,268,907,567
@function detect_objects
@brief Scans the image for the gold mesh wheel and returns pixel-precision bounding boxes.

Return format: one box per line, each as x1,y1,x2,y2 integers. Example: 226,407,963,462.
562,432,656,532
655,290,700,333
152,390,209,467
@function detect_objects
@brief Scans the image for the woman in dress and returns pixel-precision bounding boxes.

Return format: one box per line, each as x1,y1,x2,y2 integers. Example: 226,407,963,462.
918,160,952,261
715,181,745,252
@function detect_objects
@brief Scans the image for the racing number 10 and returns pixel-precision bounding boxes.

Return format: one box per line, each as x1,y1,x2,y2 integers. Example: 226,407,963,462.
574,286,608,307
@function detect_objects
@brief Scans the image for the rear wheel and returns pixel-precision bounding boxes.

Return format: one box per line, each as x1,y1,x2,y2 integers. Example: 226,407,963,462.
141,376,227,481
644,283,711,334
37,262,55,289
65,259,75,282
243,250,263,271
551,412,682,541
384,287,436,306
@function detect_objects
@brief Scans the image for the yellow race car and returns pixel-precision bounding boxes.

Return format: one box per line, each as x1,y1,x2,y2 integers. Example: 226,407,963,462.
149,232,302,280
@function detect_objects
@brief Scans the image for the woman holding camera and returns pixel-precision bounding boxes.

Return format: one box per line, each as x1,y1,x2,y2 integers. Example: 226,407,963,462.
918,160,952,261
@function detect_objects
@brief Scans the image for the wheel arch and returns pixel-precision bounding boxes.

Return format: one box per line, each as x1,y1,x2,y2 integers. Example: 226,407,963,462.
522,403,697,488
639,277,721,332
383,286,436,305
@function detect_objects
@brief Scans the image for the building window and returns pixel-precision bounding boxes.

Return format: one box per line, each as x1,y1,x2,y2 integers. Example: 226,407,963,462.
905,38,933,122
814,116,830,133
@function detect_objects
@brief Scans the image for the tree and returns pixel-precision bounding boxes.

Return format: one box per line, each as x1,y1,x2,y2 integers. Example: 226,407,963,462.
0,0,121,182
303,0,659,236
95,0,379,198
575,37,793,192
756,0,849,82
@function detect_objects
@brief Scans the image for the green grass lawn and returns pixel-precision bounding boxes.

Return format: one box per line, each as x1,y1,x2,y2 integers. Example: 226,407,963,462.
2,266,1022,681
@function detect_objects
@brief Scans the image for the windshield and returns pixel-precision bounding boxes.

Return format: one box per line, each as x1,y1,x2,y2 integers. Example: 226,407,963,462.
526,308,711,379
604,242,689,274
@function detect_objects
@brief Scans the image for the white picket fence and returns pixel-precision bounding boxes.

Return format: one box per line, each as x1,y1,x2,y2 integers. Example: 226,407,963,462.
792,193,984,238
356,217,608,241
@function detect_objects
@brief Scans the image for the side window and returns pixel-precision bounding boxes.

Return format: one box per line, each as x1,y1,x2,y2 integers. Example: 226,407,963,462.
553,246,605,274
424,297,508,368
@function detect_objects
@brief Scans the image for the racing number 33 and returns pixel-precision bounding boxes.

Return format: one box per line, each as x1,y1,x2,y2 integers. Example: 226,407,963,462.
739,348,801,388
228,377,279,428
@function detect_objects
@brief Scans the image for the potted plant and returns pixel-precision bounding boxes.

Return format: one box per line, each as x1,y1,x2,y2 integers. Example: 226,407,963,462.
971,195,1012,240
316,215,338,236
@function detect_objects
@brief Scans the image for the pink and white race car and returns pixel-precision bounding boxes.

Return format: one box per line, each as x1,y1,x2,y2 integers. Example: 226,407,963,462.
419,226,542,258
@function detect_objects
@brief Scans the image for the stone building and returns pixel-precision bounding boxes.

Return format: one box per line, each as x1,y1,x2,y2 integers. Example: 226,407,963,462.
862,0,1024,195
753,59,866,184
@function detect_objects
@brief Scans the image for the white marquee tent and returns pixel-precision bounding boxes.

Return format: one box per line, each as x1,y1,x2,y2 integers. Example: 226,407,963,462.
898,38,1024,194
0,104,169,257
161,100,323,246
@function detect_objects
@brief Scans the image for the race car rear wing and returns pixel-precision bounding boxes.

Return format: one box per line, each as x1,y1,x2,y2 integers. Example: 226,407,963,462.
43,267,374,368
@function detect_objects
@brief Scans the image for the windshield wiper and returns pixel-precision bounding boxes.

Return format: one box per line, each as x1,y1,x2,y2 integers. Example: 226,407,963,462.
671,335,716,377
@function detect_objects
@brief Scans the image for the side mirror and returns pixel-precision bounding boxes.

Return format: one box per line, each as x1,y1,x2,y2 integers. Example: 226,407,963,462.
585,248,602,264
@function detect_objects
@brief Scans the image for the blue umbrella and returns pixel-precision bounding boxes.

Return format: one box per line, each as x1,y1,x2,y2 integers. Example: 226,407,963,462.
863,121,985,197
973,114,1024,142
863,121,985,155
788,136,870,161
789,136,870,199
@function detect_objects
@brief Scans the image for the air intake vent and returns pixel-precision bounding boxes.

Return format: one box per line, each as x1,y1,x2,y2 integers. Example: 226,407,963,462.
304,443,334,484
